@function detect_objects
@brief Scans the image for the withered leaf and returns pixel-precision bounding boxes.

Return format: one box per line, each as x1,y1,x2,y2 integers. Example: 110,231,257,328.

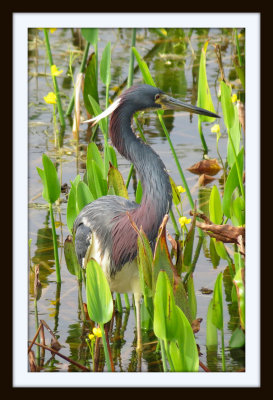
191,318,203,333
188,159,221,176
198,173,216,186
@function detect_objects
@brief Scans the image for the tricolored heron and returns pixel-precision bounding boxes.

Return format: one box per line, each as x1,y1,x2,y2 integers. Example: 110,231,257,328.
74,84,219,350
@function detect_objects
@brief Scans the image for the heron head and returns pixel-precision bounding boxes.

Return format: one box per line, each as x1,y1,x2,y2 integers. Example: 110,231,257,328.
82,84,219,126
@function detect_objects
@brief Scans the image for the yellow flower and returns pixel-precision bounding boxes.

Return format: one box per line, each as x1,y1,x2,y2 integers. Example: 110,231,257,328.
93,327,102,337
176,185,186,193
44,92,56,104
51,64,63,77
211,124,220,134
231,94,237,103
88,333,95,341
50,28,57,33
179,216,191,228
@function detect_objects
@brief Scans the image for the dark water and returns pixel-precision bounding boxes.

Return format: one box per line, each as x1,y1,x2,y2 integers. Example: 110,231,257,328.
28,28,245,372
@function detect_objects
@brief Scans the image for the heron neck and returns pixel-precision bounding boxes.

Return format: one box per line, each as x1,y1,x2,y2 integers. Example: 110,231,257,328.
109,105,172,228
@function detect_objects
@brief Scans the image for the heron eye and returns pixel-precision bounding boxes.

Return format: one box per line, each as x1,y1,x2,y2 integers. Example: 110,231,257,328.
155,94,160,101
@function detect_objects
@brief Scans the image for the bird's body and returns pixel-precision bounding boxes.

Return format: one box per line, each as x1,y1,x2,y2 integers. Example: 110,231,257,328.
73,84,219,350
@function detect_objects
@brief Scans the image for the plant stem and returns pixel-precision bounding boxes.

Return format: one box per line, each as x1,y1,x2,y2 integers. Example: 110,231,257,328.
100,323,112,372
124,293,131,310
127,29,136,88
66,41,90,116
221,328,226,372
198,118,208,154
49,202,61,283
43,29,65,129
115,293,123,313
169,209,180,237
159,339,168,372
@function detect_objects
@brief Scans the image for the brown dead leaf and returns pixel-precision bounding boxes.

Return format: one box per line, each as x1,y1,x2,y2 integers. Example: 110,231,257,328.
188,159,221,176
28,350,37,372
198,173,216,186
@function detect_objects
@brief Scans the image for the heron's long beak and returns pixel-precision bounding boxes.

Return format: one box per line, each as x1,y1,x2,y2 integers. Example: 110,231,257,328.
160,94,220,118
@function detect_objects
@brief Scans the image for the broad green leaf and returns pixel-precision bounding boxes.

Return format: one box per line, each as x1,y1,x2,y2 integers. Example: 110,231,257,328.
108,145,118,168
183,218,196,268
100,42,111,86
141,297,153,330
67,185,77,233
206,298,218,349
81,28,98,46
137,227,153,295
209,237,220,268
198,186,211,218
135,180,142,204
211,272,223,330
153,271,178,341
87,142,104,174
87,158,107,199
213,239,229,261
186,275,197,321
86,259,113,324
231,196,245,227
222,148,244,218
107,164,128,198
220,80,235,131
39,154,61,204
88,94,108,136
227,106,241,168
169,306,199,372
76,181,94,211
64,235,81,278
132,47,156,87
233,268,245,330
83,54,99,115
152,219,175,292
169,176,181,206
229,327,245,348
209,185,223,225
197,41,216,123
37,167,49,203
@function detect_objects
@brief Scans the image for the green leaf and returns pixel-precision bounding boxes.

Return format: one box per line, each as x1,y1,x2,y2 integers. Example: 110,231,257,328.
132,47,156,86
137,227,153,296
86,259,113,324
88,159,107,199
100,42,111,86
209,237,220,268
81,28,98,46
83,54,99,115
168,306,199,372
213,239,229,261
38,154,61,204
229,327,245,348
222,148,244,218
87,142,104,174
107,164,128,199
183,218,196,268
231,196,245,227
220,80,235,131
67,185,77,233
76,181,94,211
135,180,142,204
169,176,181,206
37,167,49,203
186,275,197,321
211,272,224,330
209,185,223,225
88,94,108,136
233,268,245,330
206,298,218,349
64,236,81,278
227,106,241,168
153,271,178,341
197,41,216,123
